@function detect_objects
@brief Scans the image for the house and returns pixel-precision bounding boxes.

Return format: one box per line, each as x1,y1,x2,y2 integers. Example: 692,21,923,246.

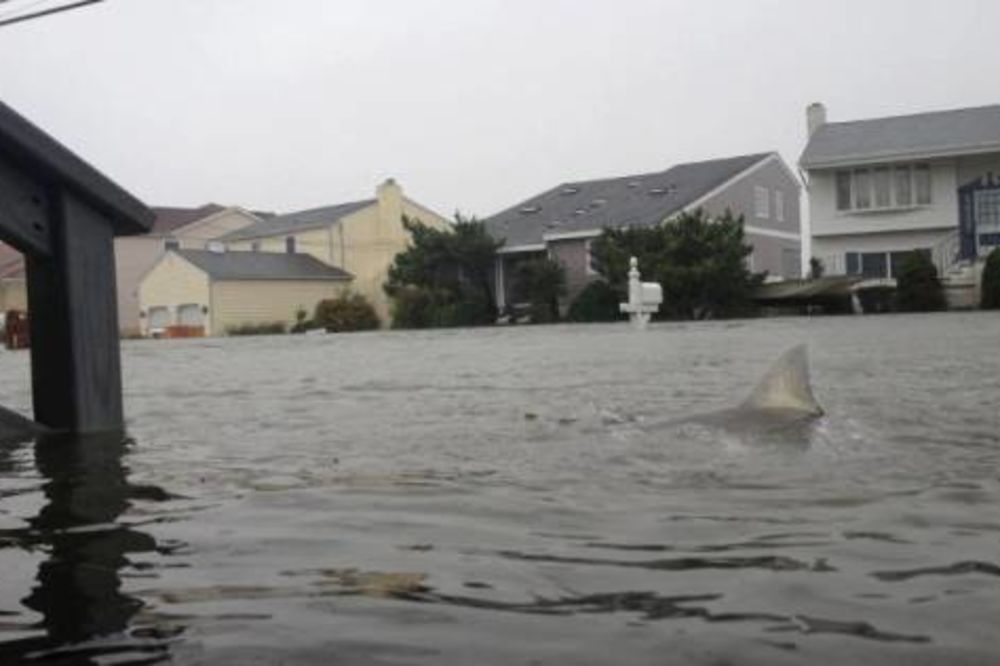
0,204,267,334
139,249,352,336
483,153,802,310
116,204,266,334
220,179,449,324
139,179,449,333
801,102,1000,305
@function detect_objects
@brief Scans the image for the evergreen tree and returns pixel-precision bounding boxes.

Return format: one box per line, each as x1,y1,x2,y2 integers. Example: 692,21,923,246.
385,215,502,328
895,251,945,312
588,209,761,319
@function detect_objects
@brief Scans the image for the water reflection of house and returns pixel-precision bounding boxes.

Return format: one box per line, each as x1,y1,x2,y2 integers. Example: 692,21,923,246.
139,180,448,334
801,103,1000,307
483,153,803,311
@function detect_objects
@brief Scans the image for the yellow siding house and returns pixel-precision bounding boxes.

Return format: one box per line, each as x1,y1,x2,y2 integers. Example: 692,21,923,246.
139,249,351,336
222,179,449,324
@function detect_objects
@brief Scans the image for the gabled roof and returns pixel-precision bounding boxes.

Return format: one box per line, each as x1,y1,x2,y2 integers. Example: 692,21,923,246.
800,104,1000,169
484,153,774,248
150,204,226,235
220,199,375,242
174,249,352,282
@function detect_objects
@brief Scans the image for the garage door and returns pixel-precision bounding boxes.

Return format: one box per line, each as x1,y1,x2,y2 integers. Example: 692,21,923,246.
177,303,204,326
148,307,170,330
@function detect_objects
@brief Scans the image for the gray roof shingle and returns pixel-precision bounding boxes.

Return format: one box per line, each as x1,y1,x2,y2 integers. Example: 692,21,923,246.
220,199,375,242
484,153,773,248
175,249,352,282
800,104,1000,169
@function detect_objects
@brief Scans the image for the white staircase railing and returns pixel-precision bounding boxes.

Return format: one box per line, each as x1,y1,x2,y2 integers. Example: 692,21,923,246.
931,229,962,276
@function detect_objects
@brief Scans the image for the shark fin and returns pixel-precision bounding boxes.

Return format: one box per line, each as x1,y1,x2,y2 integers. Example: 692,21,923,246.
740,345,824,416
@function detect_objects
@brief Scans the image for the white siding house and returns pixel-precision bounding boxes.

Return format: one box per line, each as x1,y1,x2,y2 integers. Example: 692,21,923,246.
801,103,1000,303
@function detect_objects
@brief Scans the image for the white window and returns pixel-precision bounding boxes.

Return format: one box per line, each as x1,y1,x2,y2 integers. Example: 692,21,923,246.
914,165,932,205
775,190,785,223
854,169,872,209
873,167,891,208
754,186,769,218
894,166,912,206
177,303,204,326
836,172,852,211
836,163,931,212
147,306,170,331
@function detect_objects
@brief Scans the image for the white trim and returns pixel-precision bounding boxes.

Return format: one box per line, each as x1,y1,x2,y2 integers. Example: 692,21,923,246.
744,225,801,242
495,256,506,310
497,243,546,254
801,142,1000,170
542,229,602,242
175,206,264,237
811,224,954,239
682,153,786,213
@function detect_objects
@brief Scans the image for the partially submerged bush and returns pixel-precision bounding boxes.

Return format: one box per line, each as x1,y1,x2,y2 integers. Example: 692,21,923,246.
895,250,945,312
567,280,622,322
227,321,287,336
981,248,1000,309
512,258,566,323
314,293,380,332
390,285,493,329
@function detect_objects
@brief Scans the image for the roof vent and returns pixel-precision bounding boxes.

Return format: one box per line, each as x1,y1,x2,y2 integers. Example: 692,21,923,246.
574,208,586,216
545,221,562,230
627,181,641,188
520,205,541,214
648,187,668,195
589,199,607,208
560,186,580,195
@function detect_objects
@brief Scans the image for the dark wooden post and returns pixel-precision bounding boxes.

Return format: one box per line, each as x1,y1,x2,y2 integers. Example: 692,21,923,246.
0,100,152,434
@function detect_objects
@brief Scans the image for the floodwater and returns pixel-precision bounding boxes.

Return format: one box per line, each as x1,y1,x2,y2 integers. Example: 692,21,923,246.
1,313,998,665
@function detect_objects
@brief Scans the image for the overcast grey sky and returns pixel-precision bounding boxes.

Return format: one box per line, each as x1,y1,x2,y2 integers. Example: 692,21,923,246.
1,0,998,218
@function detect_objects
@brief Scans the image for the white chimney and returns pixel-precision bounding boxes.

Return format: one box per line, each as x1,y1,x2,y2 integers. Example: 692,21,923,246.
807,102,827,137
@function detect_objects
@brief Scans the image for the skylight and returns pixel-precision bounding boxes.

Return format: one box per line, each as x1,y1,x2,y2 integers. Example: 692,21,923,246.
520,205,541,214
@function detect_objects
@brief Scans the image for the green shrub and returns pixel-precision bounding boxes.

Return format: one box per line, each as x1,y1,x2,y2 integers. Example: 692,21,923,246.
809,257,825,279
589,209,759,319
227,321,287,336
895,250,945,312
981,248,1000,309
390,285,494,329
390,285,435,329
567,280,622,322
512,258,566,323
314,293,380,332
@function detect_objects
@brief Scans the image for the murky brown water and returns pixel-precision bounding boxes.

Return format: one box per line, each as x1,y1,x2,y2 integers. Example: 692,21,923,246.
1,313,999,664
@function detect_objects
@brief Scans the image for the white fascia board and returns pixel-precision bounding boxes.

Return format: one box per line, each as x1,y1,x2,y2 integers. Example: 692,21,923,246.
743,225,801,242
800,143,1000,171
497,243,546,254
542,229,602,242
